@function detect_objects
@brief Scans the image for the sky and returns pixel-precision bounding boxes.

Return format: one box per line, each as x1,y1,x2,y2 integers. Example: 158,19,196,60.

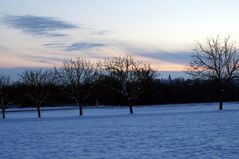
1,0,239,78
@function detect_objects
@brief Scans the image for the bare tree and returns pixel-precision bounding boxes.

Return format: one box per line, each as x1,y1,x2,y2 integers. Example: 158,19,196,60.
187,35,239,110
20,69,56,118
56,57,98,116
100,55,155,114
0,75,10,119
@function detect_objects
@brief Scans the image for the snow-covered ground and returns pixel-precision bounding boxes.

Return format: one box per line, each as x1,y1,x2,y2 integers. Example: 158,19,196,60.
0,103,239,159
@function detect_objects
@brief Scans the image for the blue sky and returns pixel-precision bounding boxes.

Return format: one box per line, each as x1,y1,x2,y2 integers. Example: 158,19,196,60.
0,0,239,76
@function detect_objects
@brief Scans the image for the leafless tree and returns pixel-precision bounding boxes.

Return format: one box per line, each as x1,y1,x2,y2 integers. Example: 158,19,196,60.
187,35,239,110
20,69,56,118
0,75,10,119
56,57,98,116
100,55,155,114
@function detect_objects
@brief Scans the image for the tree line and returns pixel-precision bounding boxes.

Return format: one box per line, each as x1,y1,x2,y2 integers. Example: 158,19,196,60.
0,55,155,118
1,35,239,118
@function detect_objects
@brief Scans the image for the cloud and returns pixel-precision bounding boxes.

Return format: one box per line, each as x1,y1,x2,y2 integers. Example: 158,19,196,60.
43,43,67,48
42,42,105,51
66,42,105,51
137,51,191,65
91,30,110,36
1,15,77,37
11,53,64,65
27,55,64,64
106,41,191,65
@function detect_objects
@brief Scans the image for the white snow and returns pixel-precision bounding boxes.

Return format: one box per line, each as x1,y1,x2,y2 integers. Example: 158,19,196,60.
0,102,239,159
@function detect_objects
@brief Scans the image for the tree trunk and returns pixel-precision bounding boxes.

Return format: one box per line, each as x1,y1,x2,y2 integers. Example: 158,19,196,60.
0,97,5,119
79,103,83,116
2,108,5,119
129,105,133,114
219,89,224,110
128,98,133,114
37,106,41,118
219,101,223,110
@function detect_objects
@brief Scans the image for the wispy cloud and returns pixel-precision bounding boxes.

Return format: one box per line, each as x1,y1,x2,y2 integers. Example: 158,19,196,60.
43,43,67,48
91,30,110,36
1,15,77,37
24,54,64,64
66,42,105,51
137,51,191,65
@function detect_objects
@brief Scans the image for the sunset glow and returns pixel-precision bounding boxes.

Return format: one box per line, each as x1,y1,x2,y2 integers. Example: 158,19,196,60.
1,0,239,75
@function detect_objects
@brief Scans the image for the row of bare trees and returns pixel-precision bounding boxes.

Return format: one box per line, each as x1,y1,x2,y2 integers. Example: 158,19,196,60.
0,55,155,118
1,35,239,119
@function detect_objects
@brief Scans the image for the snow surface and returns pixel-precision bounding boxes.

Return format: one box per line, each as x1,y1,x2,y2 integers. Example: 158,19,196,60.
0,103,239,159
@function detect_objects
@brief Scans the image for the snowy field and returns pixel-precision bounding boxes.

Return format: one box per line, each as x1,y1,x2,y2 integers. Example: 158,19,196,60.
0,103,239,159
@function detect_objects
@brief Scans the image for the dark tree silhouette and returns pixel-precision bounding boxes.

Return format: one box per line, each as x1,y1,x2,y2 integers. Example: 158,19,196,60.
56,57,98,116
100,55,155,114
0,75,10,119
187,36,239,110
20,69,56,118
